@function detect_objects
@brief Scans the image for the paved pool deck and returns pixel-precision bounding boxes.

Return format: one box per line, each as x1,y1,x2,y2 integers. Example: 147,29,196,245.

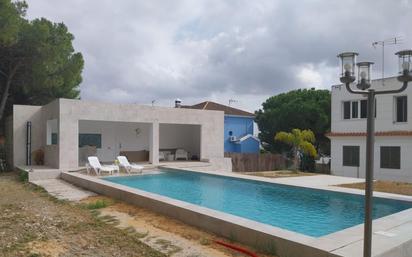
59,168,412,257
17,161,214,181
32,178,96,201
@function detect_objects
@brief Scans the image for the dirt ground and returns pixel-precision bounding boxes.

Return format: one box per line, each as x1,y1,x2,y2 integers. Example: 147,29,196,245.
80,196,277,257
338,180,412,196
0,173,164,257
241,170,317,178
0,172,278,257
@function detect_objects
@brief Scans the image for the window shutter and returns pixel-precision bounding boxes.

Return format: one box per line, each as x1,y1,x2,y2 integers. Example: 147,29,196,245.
360,100,367,118
343,146,360,167
343,102,351,119
352,101,358,118
380,146,401,169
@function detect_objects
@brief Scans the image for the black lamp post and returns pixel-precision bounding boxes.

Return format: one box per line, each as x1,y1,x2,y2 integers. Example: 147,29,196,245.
337,50,412,257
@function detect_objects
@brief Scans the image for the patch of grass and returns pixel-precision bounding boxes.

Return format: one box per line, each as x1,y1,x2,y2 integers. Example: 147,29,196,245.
85,199,112,209
98,214,119,224
18,170,28,182
154,239,182,255
199,237,210,245
135,231,149,239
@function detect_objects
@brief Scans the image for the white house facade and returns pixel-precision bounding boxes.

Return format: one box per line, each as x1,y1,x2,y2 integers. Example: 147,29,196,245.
328,76,412,182
5,98,229,172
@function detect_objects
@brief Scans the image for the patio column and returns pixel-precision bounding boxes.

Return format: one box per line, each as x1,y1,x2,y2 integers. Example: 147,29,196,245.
149,120,159,165
58,117,78,169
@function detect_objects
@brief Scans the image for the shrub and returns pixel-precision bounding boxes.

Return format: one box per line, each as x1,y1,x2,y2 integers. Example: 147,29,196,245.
19,169,28,182
86,199,112,209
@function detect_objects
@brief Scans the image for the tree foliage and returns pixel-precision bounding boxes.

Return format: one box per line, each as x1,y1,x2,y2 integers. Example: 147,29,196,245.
275,129,317,156
275,129,317,170
0,0,84,121
0,0,27,46
255,88,330,154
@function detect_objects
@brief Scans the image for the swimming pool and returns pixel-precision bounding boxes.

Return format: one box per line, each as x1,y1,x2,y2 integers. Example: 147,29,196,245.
104,170,412,237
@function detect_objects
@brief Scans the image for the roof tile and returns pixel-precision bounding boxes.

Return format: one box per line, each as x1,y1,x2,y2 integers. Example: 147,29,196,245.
326,131,412,137
182,101,255,117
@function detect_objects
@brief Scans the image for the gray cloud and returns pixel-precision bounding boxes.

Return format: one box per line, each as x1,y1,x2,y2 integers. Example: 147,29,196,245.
26,0,412,111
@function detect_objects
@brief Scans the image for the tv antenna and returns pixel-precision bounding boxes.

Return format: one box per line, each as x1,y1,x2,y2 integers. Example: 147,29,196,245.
228,99,238,106
151,100,156,107
372,37,403,85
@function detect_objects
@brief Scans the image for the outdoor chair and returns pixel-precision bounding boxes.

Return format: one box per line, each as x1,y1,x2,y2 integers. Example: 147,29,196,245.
175,149,188,160
159,151,166,161
116,156,144,174
87,156,119,175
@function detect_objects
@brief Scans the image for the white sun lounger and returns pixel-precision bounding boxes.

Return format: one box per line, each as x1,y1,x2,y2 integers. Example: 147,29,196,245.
116,156,144,174
87,156,119,175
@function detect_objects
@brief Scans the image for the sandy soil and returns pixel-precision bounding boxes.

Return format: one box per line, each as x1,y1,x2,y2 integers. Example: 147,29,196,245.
0,173,164,257
81,196,277,257
338,180,412,196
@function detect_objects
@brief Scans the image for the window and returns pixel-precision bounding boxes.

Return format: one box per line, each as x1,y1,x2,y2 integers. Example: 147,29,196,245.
342,146,360,167
380,146,401,169
343,101,351,119
51,133,58,145
360,99,367,118
352,101,358,118
79,134,102,148
343,99,376,120
395,96,407,122
46,119,58,145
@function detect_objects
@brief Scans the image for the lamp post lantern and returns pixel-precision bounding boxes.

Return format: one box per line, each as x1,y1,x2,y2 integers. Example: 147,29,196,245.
337,49,412,257
337,52,358,83
356,62,373,90
396,50,412,81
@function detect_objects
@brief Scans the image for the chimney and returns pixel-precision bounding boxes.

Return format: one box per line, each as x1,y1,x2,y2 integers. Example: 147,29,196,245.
175,98,182,108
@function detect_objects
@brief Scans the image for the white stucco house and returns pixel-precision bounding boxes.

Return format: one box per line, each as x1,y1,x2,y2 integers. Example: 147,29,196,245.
328,76,412,182
5,98,230,174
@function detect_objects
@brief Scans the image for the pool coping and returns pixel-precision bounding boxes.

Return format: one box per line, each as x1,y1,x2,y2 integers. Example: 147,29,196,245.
61,170,412,257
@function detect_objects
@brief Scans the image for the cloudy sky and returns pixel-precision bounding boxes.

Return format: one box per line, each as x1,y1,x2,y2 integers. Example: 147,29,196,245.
26,0,412,112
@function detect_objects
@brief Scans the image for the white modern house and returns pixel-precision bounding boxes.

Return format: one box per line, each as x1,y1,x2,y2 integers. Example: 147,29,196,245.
5,98,230,173
328,76,412,182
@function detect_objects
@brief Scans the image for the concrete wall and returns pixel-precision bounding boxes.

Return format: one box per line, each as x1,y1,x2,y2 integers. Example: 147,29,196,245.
44,145,59,167
12,105,43,166
12,100,60,168
53,99,223,169
11,99,225,169
331,136,412,182
159,123,200,158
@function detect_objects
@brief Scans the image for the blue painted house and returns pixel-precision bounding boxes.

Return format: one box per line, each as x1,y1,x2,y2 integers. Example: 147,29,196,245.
183,101,260,153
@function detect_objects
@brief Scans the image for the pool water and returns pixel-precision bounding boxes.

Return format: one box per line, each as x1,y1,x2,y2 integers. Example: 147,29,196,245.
104,170,412,237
